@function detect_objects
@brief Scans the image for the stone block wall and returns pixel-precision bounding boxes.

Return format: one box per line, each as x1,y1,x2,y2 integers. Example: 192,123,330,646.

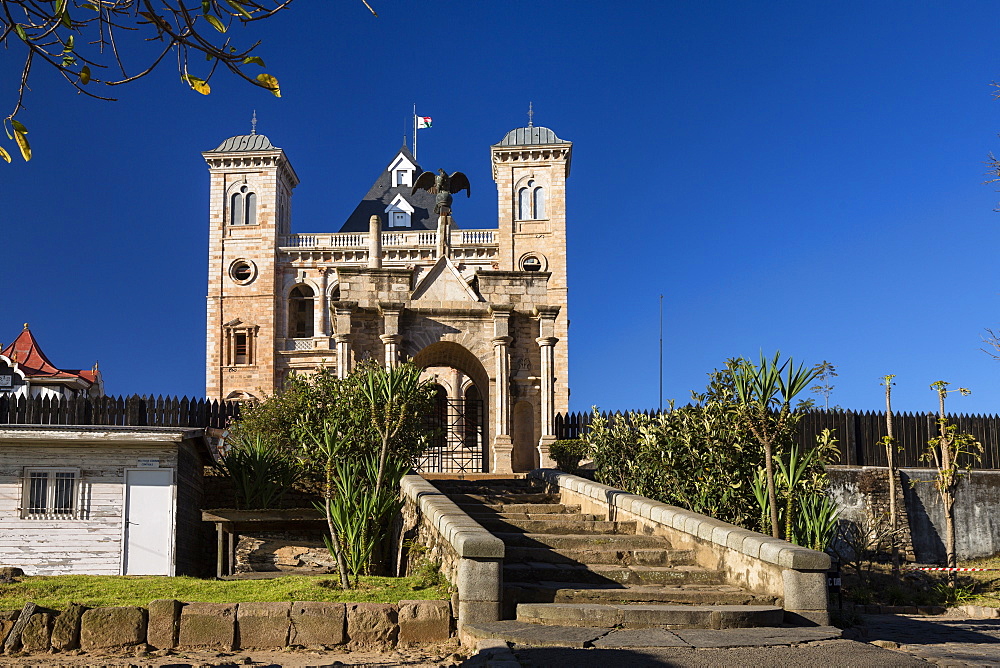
0,598,452,656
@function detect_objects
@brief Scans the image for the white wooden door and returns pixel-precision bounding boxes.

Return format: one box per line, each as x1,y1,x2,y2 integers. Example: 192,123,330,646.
123,469,174,575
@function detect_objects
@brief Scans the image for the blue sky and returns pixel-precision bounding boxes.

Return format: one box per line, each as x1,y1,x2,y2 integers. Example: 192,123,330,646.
3,1,1000,415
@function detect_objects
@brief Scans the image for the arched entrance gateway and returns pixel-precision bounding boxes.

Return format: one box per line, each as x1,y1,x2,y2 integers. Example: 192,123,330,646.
412,342,490,473
204,123,573,473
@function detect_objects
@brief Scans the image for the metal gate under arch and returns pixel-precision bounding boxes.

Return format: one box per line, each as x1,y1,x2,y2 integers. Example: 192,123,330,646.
416,397,487,473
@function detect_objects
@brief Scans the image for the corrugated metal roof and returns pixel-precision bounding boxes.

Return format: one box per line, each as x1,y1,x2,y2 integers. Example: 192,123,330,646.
494,126,570,147
207,134,278,152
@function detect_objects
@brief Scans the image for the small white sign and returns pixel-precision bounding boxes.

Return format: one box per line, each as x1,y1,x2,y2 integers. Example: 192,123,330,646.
138,458,159,469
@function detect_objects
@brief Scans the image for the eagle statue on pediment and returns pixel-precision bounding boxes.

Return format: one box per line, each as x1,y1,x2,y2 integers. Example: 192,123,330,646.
412,169,471,216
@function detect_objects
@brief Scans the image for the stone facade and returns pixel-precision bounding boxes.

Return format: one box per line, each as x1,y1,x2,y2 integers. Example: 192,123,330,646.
203,126,573,472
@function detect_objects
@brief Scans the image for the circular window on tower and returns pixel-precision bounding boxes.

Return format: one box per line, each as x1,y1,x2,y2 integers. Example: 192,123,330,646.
229,259,257,285
519,254,545,272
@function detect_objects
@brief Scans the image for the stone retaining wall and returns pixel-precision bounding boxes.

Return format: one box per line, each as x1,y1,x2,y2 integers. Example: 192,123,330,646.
397,475,504,632
530,469,831,625
0,599,451,655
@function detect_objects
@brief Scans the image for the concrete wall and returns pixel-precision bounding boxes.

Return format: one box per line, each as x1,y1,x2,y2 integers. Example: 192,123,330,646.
397,475,504,633
828,466,1000,563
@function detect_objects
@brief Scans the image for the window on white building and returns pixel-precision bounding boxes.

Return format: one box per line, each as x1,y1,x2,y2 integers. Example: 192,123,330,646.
517,180,546,220
22,468,79,519
230,185,257,225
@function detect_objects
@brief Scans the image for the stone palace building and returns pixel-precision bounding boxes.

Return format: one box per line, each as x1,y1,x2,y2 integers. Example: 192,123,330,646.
203,124,571,473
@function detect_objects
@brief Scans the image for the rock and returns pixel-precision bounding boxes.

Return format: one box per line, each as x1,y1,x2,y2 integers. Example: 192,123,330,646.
0,568,24,579
289,602,345,647
20,612,53,653
51,603,87,651
178,602,236,650
347,603,398,651
398,600,451,646
80,607,148,650
871,639,900,649
4,602,37,652
147,599,181,649
236,602,290,649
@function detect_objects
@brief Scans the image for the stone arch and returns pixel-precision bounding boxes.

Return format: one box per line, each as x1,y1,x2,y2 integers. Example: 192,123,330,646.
412,341,491,469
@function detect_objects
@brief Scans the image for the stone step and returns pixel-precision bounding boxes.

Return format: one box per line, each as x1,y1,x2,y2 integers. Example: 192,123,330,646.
476,517,637,535
503,562,723,586
504,545,694,567
493,532,670,550
458,502,580,514
469,512,605,522
445,492,558,505
505,582,771,606
516,602,785,630
462,620,843,649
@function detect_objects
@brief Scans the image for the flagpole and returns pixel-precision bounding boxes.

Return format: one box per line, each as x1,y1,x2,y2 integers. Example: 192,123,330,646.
413,104,417,162
659,294,663,413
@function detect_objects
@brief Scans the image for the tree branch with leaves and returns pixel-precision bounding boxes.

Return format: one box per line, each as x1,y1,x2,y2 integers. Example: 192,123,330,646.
0,0,377,162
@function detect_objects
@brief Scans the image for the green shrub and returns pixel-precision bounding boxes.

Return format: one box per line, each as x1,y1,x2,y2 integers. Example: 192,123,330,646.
550,439,588,473
214,435,301,509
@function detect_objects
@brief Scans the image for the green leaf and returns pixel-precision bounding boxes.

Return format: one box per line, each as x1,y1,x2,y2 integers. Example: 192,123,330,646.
14,131,31,161
55,0,67,17
0,146,10,164
80,66,91,84
182,74,211,95
60,11,71,28
14,24,27,41
242,56,265,67
257,73,280,97
62,55,76,67
225,0,253,20
205,14,226,32
64,34,74,53
10,119,27,135
81,2,99,9
202,0,210,13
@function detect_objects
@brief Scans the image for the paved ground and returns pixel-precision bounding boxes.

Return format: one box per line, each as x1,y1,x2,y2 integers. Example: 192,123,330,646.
856,613,1000,666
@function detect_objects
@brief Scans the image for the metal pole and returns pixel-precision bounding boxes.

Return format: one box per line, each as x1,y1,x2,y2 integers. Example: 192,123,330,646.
659,294,663,412
412,104,417,162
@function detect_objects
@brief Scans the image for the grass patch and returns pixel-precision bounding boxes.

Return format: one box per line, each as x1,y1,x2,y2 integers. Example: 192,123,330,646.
0,575,450,611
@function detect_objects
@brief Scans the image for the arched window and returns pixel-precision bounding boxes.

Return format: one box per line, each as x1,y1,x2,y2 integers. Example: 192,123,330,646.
517,180,546,220
533,185,545,219
245,192,256,226
288,285,315,338
518,186,530,220
229,185,257,225
433,384,448,448
230,192,243,225
463,384,481,449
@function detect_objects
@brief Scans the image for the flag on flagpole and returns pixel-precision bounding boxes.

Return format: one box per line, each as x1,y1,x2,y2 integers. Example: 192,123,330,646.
416,116,432,129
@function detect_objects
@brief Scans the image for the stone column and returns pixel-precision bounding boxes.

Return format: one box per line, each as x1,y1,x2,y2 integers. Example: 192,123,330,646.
332,301,356,379
314,269,329,344
534,305,561,468
380,335,401,369
368,215,383,269
378,302,403,369
436,214,452,260
489,304,514,473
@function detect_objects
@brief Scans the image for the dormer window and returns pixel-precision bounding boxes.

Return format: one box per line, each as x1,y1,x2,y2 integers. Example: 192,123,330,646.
385,193,415,228
388,153,417,189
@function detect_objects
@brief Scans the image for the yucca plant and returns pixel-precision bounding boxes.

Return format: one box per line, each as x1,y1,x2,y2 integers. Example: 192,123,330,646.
214,435,300,510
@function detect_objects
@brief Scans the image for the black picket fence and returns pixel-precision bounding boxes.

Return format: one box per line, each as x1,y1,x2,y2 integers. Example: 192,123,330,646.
556,408,1000,469
0,394,240,430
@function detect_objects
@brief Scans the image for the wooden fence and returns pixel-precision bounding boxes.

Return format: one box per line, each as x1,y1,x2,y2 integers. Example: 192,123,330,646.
556,408,1000,469
0,394,239,430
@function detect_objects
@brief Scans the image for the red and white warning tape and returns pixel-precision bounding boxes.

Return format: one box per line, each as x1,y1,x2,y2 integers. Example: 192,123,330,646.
905,567,1000,572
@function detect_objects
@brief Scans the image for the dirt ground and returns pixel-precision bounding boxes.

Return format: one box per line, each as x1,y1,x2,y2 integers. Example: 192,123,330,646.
0,640,467,668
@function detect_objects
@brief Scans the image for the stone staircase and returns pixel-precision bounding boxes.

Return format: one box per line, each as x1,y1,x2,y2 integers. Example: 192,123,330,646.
433,477,792,646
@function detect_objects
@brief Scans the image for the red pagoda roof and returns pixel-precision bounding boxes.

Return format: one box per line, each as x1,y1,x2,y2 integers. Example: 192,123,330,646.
1,325,97,384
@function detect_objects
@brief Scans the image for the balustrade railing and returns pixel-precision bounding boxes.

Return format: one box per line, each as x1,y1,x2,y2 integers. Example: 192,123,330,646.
280,229,496,250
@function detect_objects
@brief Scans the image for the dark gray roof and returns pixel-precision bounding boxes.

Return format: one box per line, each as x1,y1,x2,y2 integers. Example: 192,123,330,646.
339,144,445,233
494,126,570,147
207,134,279,152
